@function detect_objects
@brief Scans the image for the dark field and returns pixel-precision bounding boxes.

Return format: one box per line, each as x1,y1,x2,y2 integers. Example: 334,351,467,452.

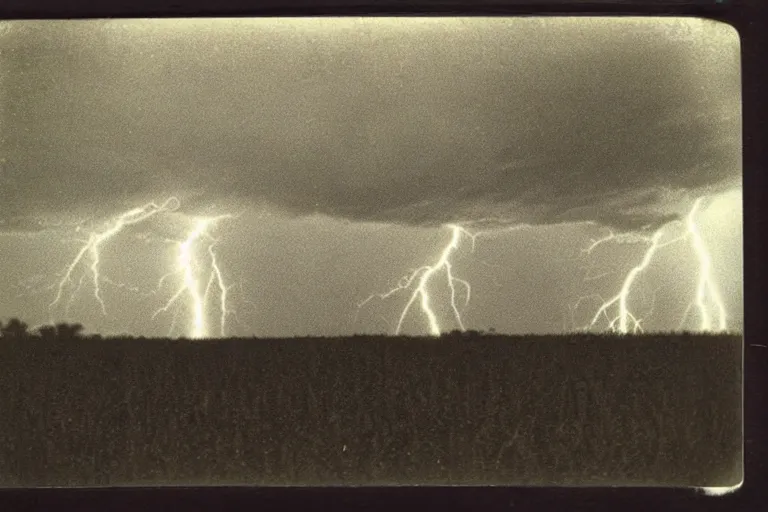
0,333,742,488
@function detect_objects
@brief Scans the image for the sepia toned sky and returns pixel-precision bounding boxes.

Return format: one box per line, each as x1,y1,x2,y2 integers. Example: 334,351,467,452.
0,17,742,338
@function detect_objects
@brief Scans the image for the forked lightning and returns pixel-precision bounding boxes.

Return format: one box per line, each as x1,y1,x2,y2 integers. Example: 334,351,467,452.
358,223,528,336
362,196,729,336
151,214,235,339
48,197,237,339
684,197,728,331
357,225,475,335
49,197,180,320
579,196,728,333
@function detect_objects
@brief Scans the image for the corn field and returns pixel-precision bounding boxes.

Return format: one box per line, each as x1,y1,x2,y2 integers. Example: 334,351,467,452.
0,333,742,488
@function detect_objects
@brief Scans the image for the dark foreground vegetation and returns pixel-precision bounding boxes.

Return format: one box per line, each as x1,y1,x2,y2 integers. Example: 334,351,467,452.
0,319,742,488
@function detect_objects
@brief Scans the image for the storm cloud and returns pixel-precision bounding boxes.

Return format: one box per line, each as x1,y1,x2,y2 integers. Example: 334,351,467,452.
0,17,741,232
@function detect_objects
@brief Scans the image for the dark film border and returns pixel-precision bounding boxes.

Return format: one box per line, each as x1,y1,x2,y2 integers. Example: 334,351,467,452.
0,0,739,18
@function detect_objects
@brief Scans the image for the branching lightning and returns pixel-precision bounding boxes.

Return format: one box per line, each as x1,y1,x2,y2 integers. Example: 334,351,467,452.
580,227,686,333
45,196,241,339
577,196,728,334
357,223,529,336
357,194,730,337
357,225,475,336
151,214,236,339
685,197,727,332
206,244,229,338
49,197,181,320
33,189,733,339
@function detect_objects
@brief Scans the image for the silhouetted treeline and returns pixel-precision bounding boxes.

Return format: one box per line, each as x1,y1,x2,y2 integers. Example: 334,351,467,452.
0,318,85,341
0,316,741,343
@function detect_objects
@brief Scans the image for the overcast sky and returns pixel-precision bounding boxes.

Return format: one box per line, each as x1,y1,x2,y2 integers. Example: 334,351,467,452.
0,17,742,338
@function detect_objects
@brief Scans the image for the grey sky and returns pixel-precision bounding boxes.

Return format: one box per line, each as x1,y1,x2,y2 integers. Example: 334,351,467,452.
0,17,742,337
1,17,740,231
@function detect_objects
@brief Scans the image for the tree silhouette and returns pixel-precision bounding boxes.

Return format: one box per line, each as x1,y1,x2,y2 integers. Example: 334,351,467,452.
55,322,85,339
37,324,58,342
1,318,30,339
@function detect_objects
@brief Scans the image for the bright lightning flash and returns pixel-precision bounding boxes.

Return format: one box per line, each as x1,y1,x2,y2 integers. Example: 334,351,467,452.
152,214,236,339
49,197,180,320
358,225,477,336
579,196,728,334
358,223,531,336
685,197,728,332
581,228,686,333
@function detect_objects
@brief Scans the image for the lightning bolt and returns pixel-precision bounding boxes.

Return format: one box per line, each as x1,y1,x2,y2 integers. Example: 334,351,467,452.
358,225,475,336
49,197,180,321
152,214,235,339
206,244,230,338
583,229,674,333
358,222,536,336
578,196,728,334
684,197,727,332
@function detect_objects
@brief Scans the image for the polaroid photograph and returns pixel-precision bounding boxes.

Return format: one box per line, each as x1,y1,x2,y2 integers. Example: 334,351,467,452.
0,16,742,493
